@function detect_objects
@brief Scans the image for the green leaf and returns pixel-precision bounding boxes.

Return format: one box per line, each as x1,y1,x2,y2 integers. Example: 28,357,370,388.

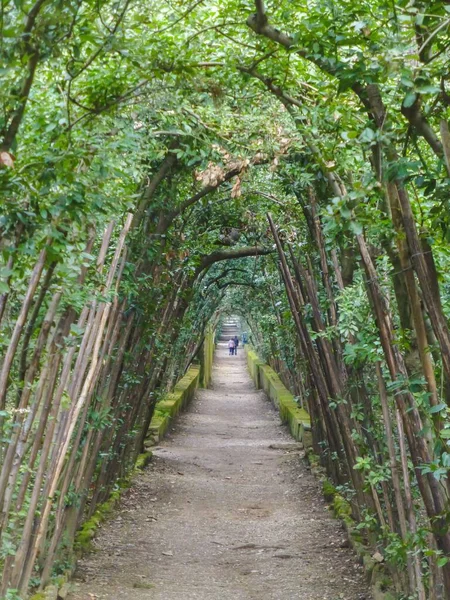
417,85,440,95
359,128,375,143
429,403,447,414
349,221,363,235
402,93,417,108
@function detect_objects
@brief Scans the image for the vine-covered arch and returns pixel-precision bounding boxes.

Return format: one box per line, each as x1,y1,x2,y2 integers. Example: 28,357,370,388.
2,0,450,596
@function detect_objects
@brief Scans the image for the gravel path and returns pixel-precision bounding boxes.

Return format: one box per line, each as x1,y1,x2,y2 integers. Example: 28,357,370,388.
68,344,371,600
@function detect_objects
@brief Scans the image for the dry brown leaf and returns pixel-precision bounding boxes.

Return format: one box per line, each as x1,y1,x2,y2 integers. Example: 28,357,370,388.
0,151,15,168
231,178,242,199
196,163,225,187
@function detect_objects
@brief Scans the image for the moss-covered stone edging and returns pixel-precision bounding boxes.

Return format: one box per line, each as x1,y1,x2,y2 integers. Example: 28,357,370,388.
146,364,200,444
30,367,200,599
246,347,395,600
246,347,312,448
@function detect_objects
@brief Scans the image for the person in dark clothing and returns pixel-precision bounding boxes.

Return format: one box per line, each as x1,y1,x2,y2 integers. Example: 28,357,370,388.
233,335,239,355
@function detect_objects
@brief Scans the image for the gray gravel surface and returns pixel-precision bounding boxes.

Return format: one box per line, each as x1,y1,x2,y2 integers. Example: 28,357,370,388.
68,344,371,600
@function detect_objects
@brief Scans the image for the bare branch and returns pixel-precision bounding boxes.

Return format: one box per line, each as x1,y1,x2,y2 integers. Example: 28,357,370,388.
247,1,293,49
248,190,287,206
150,0,206,35
238,65,304,108
203,267,249,289
23,0,48,37
254,0,267,29
1,52,39,151
196,246,273,274
401,98,443,158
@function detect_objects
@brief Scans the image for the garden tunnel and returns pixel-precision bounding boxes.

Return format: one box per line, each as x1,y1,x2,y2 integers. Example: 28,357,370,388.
2,0,450,598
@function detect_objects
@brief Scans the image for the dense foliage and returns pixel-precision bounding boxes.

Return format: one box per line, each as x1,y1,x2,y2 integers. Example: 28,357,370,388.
2,0,450,598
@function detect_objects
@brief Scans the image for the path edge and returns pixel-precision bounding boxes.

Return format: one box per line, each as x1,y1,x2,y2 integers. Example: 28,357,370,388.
30,364,203,600
245,346,396,600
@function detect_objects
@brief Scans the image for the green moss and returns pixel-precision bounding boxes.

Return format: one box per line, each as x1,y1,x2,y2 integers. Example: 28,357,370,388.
333,494,352,521
351,528,365,545
335,499,351,518
322,479,337,501
54,575,68,588
307,451,320,467
29,593,46,600
153,408,171,420
147,364,199,443
74,527,96,552
135,451,153,471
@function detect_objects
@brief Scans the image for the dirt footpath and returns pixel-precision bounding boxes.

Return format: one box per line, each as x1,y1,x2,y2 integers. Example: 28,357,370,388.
68,345,371,600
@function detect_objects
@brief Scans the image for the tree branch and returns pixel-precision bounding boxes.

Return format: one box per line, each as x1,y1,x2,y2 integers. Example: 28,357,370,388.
203,267,249,289
0,0,49,150
248,190,287,206
23,0,48,37
253,0,268,31
1,51,40,151
132,142,179,229
238,65,304,107
158,153,268,233
68,0,131,80
150,0,206,35
401,98,443,158
196,246,272,275
178,165,243,213
216,280,256,290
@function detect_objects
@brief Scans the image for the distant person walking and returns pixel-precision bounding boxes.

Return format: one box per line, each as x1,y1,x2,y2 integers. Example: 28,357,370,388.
228,338,235,356
233,335,239,355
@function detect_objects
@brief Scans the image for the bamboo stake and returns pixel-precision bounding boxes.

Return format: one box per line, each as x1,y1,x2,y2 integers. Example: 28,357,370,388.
440,119,450,177
267,214,355,493
357,229,450,584
0,245,49,410
395,408,426,600
41,267,130,583
16,214,133,594
0,292,61,528
376,362,417,595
